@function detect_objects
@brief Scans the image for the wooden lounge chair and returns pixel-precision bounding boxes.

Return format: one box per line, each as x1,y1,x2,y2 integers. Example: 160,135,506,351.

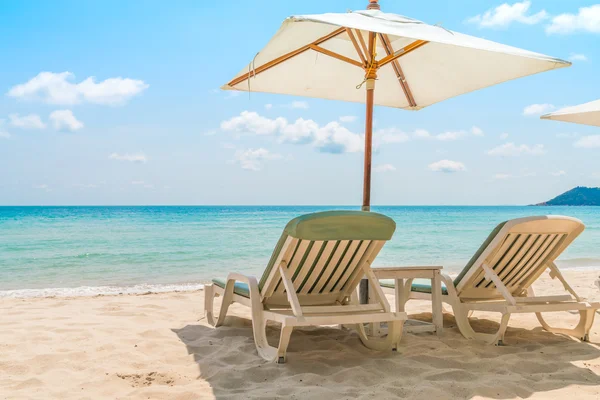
204,211,407,363
383,216,599,345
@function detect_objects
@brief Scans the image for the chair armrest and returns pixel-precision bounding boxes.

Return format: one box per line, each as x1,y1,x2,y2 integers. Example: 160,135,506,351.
224,273,261,299
439,273,459,297
226,272,258,285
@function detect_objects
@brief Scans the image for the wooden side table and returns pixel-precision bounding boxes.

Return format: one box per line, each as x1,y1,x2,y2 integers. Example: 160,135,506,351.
370,266,444,336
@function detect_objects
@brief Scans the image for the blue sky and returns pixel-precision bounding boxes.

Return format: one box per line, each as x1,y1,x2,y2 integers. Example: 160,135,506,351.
0,0,599,206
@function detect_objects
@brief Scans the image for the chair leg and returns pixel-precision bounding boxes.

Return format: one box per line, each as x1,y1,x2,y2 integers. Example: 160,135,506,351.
528,286,597,341
250,317,293,363
276,325,294,364
215,286,235,328
535,309,596,341
356,320,404,351
452,303,510,345
204,284,216,326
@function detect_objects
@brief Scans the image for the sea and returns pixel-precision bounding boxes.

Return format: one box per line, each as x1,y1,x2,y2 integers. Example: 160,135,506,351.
1,206,599,298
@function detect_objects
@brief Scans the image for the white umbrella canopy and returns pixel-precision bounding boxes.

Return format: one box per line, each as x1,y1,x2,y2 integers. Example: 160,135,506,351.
223,0,570,209
541,99,600,127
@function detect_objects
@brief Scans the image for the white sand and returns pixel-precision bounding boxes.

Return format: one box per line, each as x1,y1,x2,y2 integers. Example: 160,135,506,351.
1,270,600,399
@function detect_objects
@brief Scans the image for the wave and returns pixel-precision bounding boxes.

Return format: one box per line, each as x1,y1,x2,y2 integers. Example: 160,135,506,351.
0,282,205,299
556,258,600,271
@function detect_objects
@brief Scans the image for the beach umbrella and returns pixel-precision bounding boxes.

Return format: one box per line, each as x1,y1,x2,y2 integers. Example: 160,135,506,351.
541,99,600,127
223,0,569,210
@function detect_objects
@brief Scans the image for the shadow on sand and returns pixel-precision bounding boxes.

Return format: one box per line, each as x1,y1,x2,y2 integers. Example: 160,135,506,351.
173,310,600,399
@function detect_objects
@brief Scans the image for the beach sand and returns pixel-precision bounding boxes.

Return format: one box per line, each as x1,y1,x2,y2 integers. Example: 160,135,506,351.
1,270,600,399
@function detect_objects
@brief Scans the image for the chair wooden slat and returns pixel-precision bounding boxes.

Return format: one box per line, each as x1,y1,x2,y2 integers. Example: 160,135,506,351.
496,234,537,283
474,233,519,288
324,240,360,293
483,234,528,288
275,239,311,293
505,234,554,287
501,234,546,287
261,237,299,299
299,241,337,294
331,240,370,292
311,240,350,294
513,234,564,288
292,241,324,286
338,240,385,301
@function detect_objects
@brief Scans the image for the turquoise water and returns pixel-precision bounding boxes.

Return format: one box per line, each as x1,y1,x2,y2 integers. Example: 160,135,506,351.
1,206,599,297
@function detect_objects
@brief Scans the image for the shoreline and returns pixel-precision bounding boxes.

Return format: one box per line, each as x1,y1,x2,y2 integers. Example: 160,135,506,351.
2,261,599,299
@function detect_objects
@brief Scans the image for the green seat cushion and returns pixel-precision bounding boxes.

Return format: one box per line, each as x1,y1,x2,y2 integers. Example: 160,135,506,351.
380,278,449,295
283,210,396,241
212,278,250,298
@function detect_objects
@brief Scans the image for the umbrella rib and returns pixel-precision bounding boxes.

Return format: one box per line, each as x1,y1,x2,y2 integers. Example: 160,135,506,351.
227,27,346,87
355,29,370,63
346,28,367,66
378,39,429,68
309,45,364,68
379,33,417,108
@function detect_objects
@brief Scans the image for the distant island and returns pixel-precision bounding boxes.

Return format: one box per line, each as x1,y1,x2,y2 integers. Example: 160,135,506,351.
534,186,600,206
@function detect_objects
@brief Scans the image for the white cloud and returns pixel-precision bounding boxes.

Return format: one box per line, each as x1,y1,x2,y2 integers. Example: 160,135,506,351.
49,110,83,131
413,129,431,139
203,130,217,136
109,152,148,163
414,128,479,141
487,142,546,156
131,180,145,185
233,148,282,171
375,128,411,146
467,1,548,28
264,103,273,110
374,164,396,173
551,170,567,177
500,132,509,140
221,111,363,154
279,118,318,144
312,121,363,153
435,130,467,141
33,184,50,191
546,5,600,34
569,53,588,62
428,159,467,173
494,173,512,180
221,111,286,135
523,103,555,116
471,126,484,136
289,101,309,109
339,115,358,123
574,135,600,148
7,71,149,105
8,113,46,129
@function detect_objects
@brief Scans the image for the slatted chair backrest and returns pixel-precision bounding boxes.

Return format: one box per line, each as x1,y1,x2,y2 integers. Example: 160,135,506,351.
455,216,584,300
258,211,396,308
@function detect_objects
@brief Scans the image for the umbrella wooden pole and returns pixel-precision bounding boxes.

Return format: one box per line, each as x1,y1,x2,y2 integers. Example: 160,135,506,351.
362,26,378,212
362,80,375,211
361,0,380,309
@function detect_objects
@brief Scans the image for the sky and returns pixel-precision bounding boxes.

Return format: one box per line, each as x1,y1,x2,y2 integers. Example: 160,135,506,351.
0,0,599,206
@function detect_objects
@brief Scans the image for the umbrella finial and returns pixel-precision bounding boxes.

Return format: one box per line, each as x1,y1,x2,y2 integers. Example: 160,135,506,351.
367,0,380,10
